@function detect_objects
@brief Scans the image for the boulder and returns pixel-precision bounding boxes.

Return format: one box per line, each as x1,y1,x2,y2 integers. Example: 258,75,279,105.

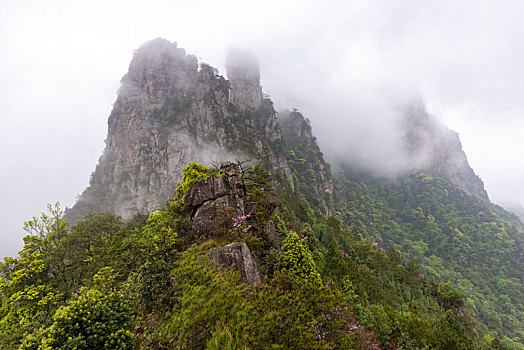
185,176,228,207
207,242,261,286
192,195,244,233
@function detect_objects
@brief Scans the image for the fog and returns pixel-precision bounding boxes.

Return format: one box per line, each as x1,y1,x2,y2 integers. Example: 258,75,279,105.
2,0,524,258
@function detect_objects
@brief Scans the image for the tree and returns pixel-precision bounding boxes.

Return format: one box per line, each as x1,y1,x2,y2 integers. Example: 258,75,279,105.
20,287,133,350
63,213,124,288
276,231,322,289
0,203,67,348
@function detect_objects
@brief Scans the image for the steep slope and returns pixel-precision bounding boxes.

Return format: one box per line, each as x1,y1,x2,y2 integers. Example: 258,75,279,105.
330,101,524,345
327,101,524,345
334,168,523,346
401,101,489,201
66,39,295,222
278,109,334,214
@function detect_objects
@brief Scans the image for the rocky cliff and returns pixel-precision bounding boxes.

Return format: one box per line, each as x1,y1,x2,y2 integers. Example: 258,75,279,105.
402,101,489,201
226,49,263,110
66,39,331,222
278,110,334,214
183,162,263,285
66,38,483,223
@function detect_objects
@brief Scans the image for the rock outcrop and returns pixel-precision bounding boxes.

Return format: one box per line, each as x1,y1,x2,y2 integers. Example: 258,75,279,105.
278,110,334,214
185,163,262,285
226,49,263,110
66,39,292,222
402,101,489,201
186,162,248,234
207,242,262,286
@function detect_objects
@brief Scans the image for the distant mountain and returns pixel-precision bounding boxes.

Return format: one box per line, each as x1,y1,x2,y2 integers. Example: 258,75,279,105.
400,100,489,201
502,203,524,223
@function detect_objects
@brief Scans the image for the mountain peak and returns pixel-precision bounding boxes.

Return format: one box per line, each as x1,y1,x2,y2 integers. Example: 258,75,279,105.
66,41,331,222
401,101,489,201
226,48,263,109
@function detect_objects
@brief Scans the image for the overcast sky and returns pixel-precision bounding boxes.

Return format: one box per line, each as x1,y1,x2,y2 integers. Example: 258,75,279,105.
1,0,524,258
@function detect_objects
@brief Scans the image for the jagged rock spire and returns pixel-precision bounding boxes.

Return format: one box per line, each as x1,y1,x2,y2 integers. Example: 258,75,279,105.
226,49,263,109
65,40,297,223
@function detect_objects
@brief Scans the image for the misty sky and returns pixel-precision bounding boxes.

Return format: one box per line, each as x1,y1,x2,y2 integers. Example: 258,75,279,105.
1,0,524,258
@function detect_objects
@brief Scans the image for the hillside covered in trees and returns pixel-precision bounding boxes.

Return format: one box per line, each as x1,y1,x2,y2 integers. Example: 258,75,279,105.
1,39,522,349
0,162,489,349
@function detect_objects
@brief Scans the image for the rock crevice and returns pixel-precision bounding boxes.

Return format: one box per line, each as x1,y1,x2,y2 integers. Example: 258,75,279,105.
185,162,262,286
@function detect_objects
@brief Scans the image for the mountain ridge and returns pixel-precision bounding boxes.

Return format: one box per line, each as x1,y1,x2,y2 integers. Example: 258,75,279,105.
66,38,488,222
59,38,523,347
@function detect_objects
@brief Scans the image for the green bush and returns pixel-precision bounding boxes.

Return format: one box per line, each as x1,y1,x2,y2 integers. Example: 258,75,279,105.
175,161,218,203
20,289,133,350
276,231,322,289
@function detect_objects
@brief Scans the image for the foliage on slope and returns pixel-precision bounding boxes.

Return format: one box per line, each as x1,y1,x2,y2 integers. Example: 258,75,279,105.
334,168,524,348
278,109,333,214
277,107,521,348
0,162,484,349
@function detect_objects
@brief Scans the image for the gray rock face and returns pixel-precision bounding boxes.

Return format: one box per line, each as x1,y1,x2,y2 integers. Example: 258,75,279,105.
207,242,262,285
66,39,292,223
402,101,489,201
187,162,248,234
264,220,280,248
226,49,263,110
196,194,241,216
278,110,334,214
185,176,229,207
184,165,261,285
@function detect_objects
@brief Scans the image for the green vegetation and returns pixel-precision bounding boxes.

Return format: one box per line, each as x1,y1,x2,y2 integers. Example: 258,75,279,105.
279,109,332,212
20,286,133,350
276,231,322,289
334,168,524,349
0,162,492,349
277,109,521,348
174,161,218,203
